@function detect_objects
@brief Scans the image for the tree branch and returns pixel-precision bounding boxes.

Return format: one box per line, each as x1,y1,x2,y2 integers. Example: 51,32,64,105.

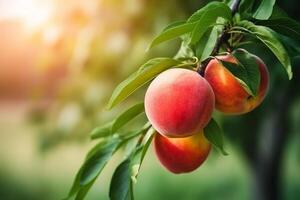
198,0,241,75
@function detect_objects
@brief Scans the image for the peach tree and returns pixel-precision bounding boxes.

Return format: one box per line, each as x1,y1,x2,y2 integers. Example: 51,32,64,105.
64,0,300,199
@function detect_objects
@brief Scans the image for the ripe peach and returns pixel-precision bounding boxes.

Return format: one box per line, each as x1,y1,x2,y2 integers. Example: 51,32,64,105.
204,52,269,114
145,68,215,138
154,131,211,174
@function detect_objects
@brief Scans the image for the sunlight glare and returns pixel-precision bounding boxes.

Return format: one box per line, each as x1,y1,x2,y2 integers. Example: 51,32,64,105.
0,0,53,31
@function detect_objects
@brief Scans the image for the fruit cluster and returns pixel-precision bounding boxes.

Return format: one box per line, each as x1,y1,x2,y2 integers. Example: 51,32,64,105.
145,50,269,174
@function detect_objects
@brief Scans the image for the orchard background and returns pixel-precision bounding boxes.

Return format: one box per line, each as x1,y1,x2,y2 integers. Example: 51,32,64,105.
1,0,300,200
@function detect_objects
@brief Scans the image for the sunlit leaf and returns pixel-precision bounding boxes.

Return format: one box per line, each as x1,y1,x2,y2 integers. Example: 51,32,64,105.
174,41,195,59
91,103,145,139
90,122,114,139
187,1,231,23
112,103,145,133
195,26,219,61
190,2,231,44
148,22,195,50
107,58,182,109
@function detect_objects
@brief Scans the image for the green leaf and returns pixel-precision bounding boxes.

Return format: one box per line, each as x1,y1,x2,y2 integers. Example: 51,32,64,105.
73,180,96,200
220,60,254,96
220,49,261,96
239,0,255,15
256,17,300,42
139,128,155,164
277,34,300,58
162,20,186,32
174,41,195,59
90,122,114,139
65,138,121,200
187,1,231,23
236,20,292,79
190,2,231,44
131,128,155,184
80,138,121,185
109,129,154,200
91,103,145,139
195,26,218,61
106,58,182,109
148,1,231,49
109,159,132,200
269,6,288,19
234,50,261,96
204,119,228,155
253,0,275,20
148,22,195,50
112,103,145,133
122,123,152,141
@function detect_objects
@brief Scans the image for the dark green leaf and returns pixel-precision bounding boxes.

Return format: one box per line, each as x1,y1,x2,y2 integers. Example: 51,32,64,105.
64,138,121,200
106,58,182,109
148,22,195,50
74,180,95,200
256,17,300,42
239,0,255,15
236,20,292,79
253,0,275,20
80,138,121,185
190,2,231,44
109,129,154,200
269,6,288,19
220,60,254,96
233,49,261,96
277,34,300,57
112,103,144,133
219,49,262,96
204,119,228,155
109,159,131,200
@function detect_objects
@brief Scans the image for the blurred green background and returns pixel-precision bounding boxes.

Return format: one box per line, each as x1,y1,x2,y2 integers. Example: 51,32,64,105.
0,0,300,199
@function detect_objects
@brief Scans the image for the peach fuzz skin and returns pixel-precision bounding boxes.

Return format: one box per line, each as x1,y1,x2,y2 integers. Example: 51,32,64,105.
204,53,269,115
154,131,211,174
145,68,215,138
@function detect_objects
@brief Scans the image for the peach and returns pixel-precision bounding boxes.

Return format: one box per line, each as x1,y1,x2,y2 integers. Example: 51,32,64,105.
154,131,211,174
145,68,215,138
204,52,269,114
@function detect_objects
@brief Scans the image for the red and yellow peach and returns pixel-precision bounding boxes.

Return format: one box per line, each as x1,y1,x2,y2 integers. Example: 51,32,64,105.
145,68,215,137
154,130,211,173
204,52,269,114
